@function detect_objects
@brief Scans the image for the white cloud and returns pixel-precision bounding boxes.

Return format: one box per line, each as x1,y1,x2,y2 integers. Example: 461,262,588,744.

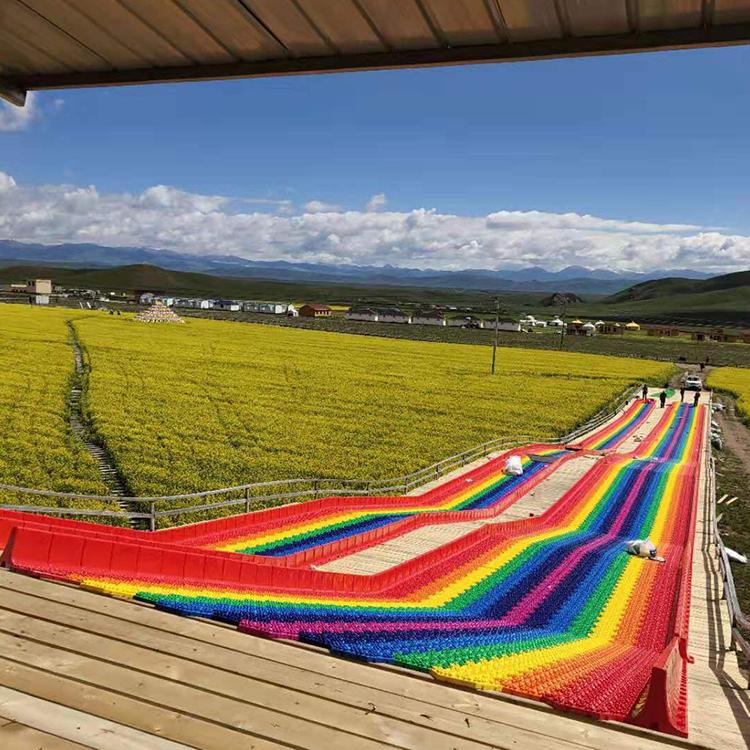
365,193,387,212
0,172,16,192
485,210,702,234
0,92,37,132
304,200,343,213
139,185,227,212
0,170,749,274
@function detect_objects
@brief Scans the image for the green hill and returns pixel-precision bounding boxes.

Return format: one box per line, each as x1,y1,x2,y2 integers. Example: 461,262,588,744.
579,269,750,326
606,270,750,303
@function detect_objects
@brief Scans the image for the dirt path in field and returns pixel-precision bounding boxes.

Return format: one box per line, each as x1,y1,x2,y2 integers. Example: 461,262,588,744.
67,322,142,526
715,393,750,477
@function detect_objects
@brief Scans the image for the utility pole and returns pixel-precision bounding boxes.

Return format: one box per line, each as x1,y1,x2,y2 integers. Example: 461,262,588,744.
491,295,500,375
557,296,568,351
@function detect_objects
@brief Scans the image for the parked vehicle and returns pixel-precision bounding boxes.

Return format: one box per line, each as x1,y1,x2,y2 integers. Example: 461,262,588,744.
684,374,703,391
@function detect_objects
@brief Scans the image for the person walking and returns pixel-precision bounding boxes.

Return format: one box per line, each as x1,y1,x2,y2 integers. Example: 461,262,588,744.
680,387,685,402
642,383,648,400
693,391,700,408
659,390,667,409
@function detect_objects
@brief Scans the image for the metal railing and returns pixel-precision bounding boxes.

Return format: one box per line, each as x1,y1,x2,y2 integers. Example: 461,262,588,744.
0,385,639,530
708,434,750,686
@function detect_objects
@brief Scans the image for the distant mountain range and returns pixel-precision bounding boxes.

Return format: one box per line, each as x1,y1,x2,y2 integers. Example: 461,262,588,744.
0,239,712,295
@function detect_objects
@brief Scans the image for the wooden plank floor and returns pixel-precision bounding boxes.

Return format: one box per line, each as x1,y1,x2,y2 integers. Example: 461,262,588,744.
0,568,695,750
616,390,667,454
489,453,601,523
686,396,750,750
317,520,485,574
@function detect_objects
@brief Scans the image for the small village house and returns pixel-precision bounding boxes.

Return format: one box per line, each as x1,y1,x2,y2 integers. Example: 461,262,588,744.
646,326,681,337
300,303,332,318
485,320,522,332
214,299,241,312
599,323,624,335
624,321,641,332
377,307,412,324
26,279,52,295
566,319,586,335
243,301,294,315
709,328,746,343
448,316,482,328
346,308,380,322
23,278,52,305
176,298,211,309
411,310,446,326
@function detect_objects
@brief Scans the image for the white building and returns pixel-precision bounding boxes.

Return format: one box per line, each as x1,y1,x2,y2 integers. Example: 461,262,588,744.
520,315,547,328
448,316,483,328
214,300,241,311
548,317,565,327
485,321,522,332
139,292,155,305
377,308,411,324
243,301,293,315
582,322,597,335
346,308,379,322
175,298,211,309
412,312,446,326
26,279,52,295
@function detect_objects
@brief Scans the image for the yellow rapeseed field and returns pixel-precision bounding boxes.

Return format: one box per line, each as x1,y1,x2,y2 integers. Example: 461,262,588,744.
708,367,750,423
71,313,672,496
0,306,107,505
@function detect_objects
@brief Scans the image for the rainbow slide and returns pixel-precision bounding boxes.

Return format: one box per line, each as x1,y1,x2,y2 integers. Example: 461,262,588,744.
0,398,703,736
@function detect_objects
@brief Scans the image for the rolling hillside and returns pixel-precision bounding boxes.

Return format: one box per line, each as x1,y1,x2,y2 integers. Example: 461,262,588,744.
606,270,750,303
591,270,750,326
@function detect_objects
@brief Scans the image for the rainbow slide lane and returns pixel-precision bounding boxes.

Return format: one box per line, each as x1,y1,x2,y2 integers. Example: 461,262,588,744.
0,397,702,736
577,398,654,451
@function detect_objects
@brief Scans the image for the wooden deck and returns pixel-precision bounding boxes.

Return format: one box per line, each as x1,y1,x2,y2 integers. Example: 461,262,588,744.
615,389,668,453
0,568,700,750
317,520,485,574
490,453,602,522
685,395,750,750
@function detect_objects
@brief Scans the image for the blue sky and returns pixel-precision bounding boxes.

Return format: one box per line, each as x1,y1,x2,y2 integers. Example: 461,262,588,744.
1,45,749,272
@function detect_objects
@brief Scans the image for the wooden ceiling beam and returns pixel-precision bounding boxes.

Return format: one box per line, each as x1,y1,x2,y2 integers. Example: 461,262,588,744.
0,78,26,106
3,19,750,102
